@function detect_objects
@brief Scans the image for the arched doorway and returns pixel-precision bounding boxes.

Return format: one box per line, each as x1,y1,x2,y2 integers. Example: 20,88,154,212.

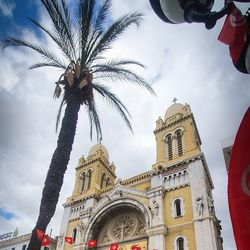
86,200,149,249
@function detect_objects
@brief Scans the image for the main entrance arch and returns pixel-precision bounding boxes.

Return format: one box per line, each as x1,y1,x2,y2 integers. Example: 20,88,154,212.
84,198,150,249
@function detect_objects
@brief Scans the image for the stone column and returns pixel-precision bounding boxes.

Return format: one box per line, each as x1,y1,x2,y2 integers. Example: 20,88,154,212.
146,173,167,250
188,158,218,250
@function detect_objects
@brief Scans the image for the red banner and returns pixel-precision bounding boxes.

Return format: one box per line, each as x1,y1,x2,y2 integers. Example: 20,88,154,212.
110,243,119,250
65,237,73,245
228,106,250,250
88,239,97,247
218,3,247,63
131,246,140,250
36,229,44,241
41,235,50,246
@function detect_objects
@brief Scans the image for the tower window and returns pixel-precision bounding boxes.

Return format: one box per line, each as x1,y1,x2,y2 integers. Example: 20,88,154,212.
176,130,183,156
174,199,182,217
177,237,184,250
87,170,92,190
72,228,77,242
101,173,106,189
166,134,173,160
106,177,110,187
81,172,86,192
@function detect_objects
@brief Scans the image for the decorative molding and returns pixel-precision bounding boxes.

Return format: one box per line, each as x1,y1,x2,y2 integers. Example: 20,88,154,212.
145,224,167,236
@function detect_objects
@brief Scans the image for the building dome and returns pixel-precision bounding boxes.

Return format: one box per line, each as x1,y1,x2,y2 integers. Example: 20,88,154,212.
88,143,109,160
164,103,185,120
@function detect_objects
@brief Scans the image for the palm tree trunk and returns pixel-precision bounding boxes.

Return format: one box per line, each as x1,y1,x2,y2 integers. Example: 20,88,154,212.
27,93,81,250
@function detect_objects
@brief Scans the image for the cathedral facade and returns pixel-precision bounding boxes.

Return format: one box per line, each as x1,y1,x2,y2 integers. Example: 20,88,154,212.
56,103,223,250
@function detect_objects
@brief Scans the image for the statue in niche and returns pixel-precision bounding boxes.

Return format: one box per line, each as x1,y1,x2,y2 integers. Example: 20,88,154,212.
57,234,63,246
149,200,159,217
207,195,215,215
196,195,204,217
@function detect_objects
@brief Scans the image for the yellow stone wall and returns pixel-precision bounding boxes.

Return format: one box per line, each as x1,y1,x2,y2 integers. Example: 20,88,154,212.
164,186,194,226
65,220,80,250
165,224,196,250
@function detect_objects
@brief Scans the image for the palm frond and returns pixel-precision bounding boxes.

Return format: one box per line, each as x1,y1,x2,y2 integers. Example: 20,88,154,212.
87,99,102,140
80,0,96,66
93,83,133,132
92,59,145,69
28,18,72,62
29,62,66,70
94,0,112,33
93,65,155,94
2,37,67,69
41,0,76,61
86,12,143,66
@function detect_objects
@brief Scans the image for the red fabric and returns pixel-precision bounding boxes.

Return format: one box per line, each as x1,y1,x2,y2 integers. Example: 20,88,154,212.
218,3,247,63
131,246,140,250
41,235,50,246
88,240,97,247
228,106,250,250
36,229,44,241
65,237,73,245
110,243,119,250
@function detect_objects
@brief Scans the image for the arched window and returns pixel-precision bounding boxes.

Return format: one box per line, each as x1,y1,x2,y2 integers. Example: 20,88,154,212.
72,228,77,242
166,134,173,160
176,130,183,156
176,237,184,250
106,177,110,187
87,170,92,190
174,199,182,217
81,172,86,192
101,173,106,189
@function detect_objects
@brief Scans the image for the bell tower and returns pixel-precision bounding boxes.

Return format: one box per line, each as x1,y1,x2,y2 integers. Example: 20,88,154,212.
72,143,116,197
153,102,202,169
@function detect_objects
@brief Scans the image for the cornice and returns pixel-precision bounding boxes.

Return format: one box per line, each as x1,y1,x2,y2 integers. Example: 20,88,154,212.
154,114,191,134
64,193,99,207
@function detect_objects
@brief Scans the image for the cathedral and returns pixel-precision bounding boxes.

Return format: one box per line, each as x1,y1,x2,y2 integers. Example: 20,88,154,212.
56,102,223,250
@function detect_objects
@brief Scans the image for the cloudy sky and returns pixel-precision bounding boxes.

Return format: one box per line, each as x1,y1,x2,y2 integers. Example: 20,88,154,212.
0,1,249,249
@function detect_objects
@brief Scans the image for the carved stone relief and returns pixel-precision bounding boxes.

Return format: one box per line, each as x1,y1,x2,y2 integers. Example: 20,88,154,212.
97,211,145,244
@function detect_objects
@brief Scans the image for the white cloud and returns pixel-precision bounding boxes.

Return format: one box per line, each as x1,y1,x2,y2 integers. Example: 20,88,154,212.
0,0,15,17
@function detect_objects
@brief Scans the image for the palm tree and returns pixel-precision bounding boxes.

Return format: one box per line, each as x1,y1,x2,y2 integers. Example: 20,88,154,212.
2,0,154,249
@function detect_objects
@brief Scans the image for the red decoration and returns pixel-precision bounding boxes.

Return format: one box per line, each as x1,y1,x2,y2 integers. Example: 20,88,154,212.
65,237,73,245
218,3,248,63
41,235,50,246
36,229,44,241
110,243,119,250
131,246,140,250
88,240,97,247
228,106,250,250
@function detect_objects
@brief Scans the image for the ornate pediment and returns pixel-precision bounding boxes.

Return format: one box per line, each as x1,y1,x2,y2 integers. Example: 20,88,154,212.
93,184,148,215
